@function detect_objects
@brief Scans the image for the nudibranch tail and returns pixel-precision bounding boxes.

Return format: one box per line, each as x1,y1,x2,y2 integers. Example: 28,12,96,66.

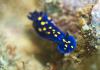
57,35,77,54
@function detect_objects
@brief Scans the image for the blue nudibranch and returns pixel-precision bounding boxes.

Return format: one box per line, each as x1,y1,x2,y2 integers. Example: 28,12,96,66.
28,11,77,54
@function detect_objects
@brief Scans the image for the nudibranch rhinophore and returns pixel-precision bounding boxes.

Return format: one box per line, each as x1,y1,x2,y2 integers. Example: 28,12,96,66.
28,11,77,54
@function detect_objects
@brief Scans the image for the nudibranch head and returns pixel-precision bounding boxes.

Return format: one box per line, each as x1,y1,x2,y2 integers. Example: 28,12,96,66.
28,11,49,22
28,11,43,21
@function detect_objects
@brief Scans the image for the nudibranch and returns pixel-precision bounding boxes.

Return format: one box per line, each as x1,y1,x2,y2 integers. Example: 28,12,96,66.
28,11,77,54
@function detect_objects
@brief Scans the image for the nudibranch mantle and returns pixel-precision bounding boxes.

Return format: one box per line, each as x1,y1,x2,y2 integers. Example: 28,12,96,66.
28,11,77,54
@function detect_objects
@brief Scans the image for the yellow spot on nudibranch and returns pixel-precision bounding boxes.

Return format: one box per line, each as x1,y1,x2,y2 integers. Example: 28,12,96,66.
46,22,48,24
41,22,46,25
54,34,58,37
47,32,50,34
64,48,67,50
53,31,55,34
38,28,42,32
43,27,46,31
65,44,68,47
66,41,71,43
57,32,61,34
63,39,66,42
71,46,74,48
48,17,51,20
52,29,55,32
49,26,52,29
38,17,42,21
63,39,71,44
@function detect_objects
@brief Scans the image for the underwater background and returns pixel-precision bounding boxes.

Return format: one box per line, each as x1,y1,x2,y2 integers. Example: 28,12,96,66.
0,0,100,70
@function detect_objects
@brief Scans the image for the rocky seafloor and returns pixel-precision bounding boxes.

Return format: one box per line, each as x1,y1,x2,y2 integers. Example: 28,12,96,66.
0,0,100,70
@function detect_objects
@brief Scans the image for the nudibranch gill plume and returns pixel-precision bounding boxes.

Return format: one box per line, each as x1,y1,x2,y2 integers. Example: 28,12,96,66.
28,11,77,54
